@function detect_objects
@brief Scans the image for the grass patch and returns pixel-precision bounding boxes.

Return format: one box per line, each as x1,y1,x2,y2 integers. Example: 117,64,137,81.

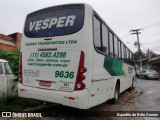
0,96,42,112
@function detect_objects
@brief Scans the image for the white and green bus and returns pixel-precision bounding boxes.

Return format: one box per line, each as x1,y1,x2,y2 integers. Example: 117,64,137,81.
18,3,135,109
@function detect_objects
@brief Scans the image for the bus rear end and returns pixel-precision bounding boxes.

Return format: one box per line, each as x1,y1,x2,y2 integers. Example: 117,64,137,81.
18,4,92,109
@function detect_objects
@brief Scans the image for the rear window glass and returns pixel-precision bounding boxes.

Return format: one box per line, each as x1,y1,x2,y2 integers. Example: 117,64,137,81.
24,4,84,38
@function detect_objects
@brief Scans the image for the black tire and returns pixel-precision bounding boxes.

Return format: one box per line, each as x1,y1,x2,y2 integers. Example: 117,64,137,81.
137,75,139,78
112,83,119,104
131,79,135,88
145,75,148,79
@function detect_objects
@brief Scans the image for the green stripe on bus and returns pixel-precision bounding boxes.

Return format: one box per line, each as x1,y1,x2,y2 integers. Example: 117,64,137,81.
103,56,125,76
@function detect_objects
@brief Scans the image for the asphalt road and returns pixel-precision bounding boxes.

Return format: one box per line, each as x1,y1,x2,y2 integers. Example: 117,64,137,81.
135,78,160,111
2,78,160,120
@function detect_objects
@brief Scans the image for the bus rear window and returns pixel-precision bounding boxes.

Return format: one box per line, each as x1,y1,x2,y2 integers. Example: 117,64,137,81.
24,4,84,38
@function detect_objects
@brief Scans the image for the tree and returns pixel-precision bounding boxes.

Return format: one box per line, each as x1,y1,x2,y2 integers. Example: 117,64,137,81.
134,50,146,61
134,50,159,61
148,50,159,58
0,49,20,76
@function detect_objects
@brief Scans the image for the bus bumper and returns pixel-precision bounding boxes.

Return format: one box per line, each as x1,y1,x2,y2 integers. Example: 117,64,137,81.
18,83,89,109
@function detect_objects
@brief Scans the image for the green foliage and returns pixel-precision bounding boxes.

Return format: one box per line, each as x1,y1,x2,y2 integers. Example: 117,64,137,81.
0,49,20,76
134,51,146,60
0,96,42,112
134,50,159,61
148,50,159,58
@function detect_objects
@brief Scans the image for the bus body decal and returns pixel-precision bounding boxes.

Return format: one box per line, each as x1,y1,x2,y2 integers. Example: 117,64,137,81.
103,56,125,76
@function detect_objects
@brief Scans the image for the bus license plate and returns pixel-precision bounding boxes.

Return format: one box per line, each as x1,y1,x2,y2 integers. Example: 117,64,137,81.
39,81,51,87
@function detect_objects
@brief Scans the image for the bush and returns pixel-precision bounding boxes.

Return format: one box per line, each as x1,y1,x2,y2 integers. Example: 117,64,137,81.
0,96,42,112
0,49,20,76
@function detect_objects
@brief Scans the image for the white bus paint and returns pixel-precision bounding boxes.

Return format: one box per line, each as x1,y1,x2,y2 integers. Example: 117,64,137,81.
18,3,135,109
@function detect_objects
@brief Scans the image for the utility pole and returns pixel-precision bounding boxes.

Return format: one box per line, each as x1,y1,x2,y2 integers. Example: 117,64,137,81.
130,29,142,70
147,49,151,70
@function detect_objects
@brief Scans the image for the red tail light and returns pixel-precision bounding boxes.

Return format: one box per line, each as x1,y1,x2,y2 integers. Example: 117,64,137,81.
79,67,87,73
78,75,86,81
19,52,23,84
74,51,87,91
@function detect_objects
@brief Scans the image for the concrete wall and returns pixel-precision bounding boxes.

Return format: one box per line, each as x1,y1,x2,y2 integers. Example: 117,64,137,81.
0,43,15,50
15,33,22,49
151,64,160,79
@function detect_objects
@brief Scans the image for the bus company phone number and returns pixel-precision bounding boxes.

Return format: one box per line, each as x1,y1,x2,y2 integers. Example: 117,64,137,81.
30,52,67,59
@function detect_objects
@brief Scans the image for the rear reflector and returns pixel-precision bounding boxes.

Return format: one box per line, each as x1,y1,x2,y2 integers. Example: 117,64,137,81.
19,89,24,91
19,89,27,92
68,97,75,100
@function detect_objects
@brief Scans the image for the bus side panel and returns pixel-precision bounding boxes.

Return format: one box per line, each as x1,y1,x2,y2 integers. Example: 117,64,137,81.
89,50,135,108
79,5,94,94
89,51,115,108
119,63,135,93
90,79,115,108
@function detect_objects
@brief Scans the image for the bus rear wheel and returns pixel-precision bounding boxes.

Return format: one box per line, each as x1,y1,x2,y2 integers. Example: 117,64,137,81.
112,83,119,104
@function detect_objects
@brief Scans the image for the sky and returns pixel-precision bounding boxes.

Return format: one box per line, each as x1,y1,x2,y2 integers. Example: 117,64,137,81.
0,0,160,54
